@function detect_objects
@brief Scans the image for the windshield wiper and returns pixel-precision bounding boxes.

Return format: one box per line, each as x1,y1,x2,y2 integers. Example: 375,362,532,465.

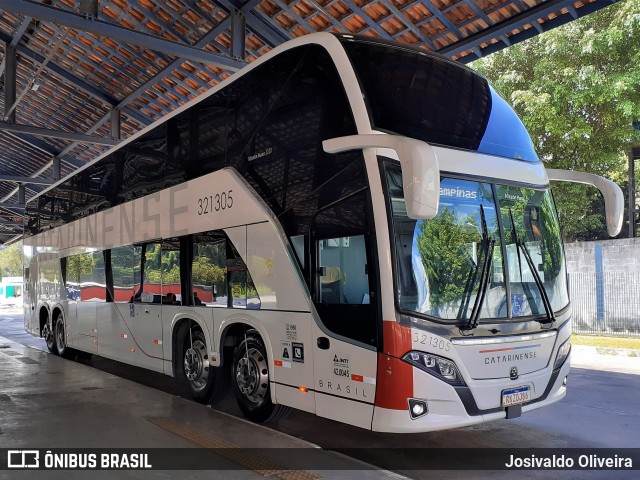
461,205,494,331
508,208,555,325
517,240,555,325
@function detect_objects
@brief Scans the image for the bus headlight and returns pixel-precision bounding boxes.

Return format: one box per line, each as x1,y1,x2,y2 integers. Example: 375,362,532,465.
554,339,571,370
402,351,466,386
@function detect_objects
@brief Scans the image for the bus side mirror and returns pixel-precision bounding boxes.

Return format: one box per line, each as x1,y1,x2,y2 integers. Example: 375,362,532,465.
546,168,624,237
322,134,440,219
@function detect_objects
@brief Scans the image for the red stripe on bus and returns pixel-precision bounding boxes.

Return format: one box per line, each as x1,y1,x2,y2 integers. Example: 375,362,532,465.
375,353,413,410
479,347,513,353
382,321,412,358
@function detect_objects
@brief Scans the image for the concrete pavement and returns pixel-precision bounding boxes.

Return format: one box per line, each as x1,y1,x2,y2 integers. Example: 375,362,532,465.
0,333,400,479
571,345,640,375
1,312,639,480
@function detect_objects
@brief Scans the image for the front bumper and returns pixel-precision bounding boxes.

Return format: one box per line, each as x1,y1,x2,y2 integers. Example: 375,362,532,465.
371,352,570,433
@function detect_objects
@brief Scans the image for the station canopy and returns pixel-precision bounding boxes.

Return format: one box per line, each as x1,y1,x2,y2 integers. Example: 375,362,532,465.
0,0,618,244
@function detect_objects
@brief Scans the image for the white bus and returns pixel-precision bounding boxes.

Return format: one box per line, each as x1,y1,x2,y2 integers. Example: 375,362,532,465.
23,33,623,433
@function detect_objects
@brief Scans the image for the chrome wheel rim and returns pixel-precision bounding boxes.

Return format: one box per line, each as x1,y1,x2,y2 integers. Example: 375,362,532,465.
236,347,268,404
44,324,54,350
184,339,209,391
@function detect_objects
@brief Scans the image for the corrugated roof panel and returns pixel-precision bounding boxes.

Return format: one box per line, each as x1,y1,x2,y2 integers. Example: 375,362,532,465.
0,0,619,242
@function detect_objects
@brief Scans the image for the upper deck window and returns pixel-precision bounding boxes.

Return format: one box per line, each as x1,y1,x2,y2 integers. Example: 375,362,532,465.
341,38,539,162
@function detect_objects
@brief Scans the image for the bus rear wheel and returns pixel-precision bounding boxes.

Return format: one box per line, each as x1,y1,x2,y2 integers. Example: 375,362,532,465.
54,312,70,358
180,326,216,403
43,321,57,355
232,331,289,423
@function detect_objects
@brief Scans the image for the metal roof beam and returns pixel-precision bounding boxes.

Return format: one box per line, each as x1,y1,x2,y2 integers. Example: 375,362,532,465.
373,0,436,49
0,17,31,78
110,108,121,141
2,131,83,169
0,0,246,70
0,30,118,107
244,10,289,47
0,156,57,205
218,0,289,47
324,0,392,38
439,0,616,60
33,9,267,196
231,10,247,60
0,122,118,146
0,175,54,185
241,0,265,10
0,234,24,244
0,202,24,209
3,42,17,125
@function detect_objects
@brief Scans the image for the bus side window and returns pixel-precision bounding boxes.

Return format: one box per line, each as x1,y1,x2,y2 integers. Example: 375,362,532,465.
111,245,142,303
310,192,377,346
160,238,181,305
290,235,306,269
192,233,228,307
65,252,106,302
227,244,261,310
317,236,369,305
141,243,163,304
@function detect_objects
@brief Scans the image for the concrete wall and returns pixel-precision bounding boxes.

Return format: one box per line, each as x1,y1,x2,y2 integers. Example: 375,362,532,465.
564,237,640,274
564,238,640,336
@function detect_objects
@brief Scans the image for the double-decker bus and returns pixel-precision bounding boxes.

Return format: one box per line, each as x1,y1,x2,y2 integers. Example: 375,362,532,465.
23,33,623,432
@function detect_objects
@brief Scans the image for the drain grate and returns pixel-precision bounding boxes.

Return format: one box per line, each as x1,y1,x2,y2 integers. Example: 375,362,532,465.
81,386,102,391
15,357,39,365
1,350,20,356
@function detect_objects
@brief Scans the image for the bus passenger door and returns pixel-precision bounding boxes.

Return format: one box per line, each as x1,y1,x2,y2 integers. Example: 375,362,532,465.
110,243,164,372
131,297,163,371
130,242,165,372
23,266,35,335
311,234,379,429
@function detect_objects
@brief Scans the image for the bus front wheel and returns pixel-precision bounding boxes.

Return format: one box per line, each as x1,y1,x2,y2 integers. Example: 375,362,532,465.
232,331,289,423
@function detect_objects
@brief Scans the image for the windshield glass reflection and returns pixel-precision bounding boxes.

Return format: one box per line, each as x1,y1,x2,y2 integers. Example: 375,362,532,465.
384,162,569,323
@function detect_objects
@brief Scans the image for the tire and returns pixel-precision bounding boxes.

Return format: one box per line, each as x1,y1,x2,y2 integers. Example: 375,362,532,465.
180,326,216,403
43,321,58,355
232,331,289,423
54,312,70,359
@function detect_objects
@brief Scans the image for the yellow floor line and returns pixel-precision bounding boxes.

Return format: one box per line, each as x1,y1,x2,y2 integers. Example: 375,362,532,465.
147,416,322,480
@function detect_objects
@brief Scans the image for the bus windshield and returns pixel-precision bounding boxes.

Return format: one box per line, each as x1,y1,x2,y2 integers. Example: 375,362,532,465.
383,163,569,323
342,37,539,162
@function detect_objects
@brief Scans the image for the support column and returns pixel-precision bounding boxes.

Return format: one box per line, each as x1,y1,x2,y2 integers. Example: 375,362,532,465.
4,42,16,123
18,184,25,204
595,243,605,323
629,147,639,238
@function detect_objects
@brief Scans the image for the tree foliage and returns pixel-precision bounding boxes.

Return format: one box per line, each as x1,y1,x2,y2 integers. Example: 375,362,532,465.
67,253,97,284
0,242,22,279
418,208,480,311
472,0,640,240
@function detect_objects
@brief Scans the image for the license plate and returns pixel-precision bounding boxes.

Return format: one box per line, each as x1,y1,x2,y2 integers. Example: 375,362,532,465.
502,386,531,406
